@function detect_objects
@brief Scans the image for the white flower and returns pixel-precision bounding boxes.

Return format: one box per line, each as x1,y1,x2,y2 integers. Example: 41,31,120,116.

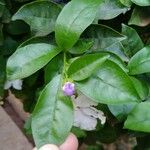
72,93,106,131
4,79,23,90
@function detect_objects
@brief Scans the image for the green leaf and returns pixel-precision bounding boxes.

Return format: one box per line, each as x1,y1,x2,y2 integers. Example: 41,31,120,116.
128,46,150,75
18,36,53,49
131,77,149,100
55,0,102,50
96,0,130,20
129,7,150,27
130,0,150,6
84,24,126,50
76,60,140,104
32,75,73,148
105,42,129,62
119,0,132,7
67,53,110,81
108,103,136,121
121,24,144,57
12,0,61,36
124,102,150,132
7,43,61,80
44,54,63,84
69,39,93,55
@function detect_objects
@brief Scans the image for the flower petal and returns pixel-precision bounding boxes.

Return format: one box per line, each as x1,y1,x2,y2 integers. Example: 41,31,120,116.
72,92,97,107
12,79,23,90
74,107,97,131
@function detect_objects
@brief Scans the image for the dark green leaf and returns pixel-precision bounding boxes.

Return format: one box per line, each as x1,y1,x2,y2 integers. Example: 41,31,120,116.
121,24,144,57
7,43,61,80
124,102,150,132
131,77,149,100
130,0,150,6
55,0,102,50
108,103,136,121
128,46,150,75
96,0,130,20
44,54,63,84
84,24,126,50
129,7,150,27
12,1,61,36
105,42,129,62
67,53,110,81
69,39,93,55
32,75,73,148
76,60,140,104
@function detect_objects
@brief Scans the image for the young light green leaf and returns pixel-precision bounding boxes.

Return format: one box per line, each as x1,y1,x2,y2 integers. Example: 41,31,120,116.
7,43,61,80
124,102,150,132
55,0,103,50
130,0,150,6
121,24,144,57
67,53,110,81
128,46,150,75
96,0,130,20
84,24,126,50
12,1,61,36
129,7,150,27
32,75,73,148
76,60,140,104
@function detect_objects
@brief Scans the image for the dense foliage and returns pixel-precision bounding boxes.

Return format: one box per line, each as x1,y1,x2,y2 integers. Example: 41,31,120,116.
0,0,150,149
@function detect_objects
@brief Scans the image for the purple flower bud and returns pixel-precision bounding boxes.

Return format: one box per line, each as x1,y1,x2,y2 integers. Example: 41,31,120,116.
62,82,75,96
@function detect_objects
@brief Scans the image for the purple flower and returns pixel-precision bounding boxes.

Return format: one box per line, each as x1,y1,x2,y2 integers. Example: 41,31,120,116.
62,82,75,96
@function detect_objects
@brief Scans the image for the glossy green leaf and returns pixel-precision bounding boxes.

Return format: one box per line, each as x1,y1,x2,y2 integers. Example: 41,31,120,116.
121,24,144,57
32,75,73,148
124,102,150,132
119,0,132,7
68,53,110,81
12,1,61,36
69,39,93,55
7,43,61,80
106,51,128,72
128,46,150,75
131,77,149,100
55,0,102,50
96,0,130,20
130,0,150,6
105,42,129,62
129,7,150,27
44,54,63,84
76,60,140,104
84,24,126,50
108,103,136,121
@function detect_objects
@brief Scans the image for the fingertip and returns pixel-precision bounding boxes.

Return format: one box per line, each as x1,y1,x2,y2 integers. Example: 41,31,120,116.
33,144,59,150
60,133,78,150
